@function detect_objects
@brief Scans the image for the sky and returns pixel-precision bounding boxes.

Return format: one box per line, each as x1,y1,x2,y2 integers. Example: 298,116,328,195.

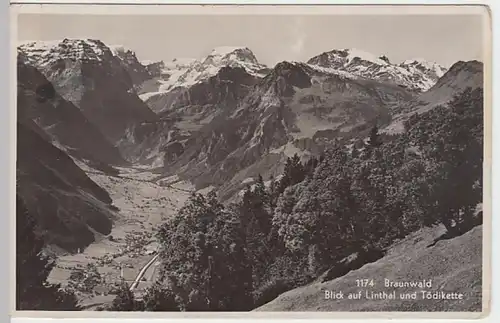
17,13,486,68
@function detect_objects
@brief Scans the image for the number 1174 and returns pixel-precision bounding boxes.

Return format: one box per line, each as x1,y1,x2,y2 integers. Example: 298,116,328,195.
356,279,374,287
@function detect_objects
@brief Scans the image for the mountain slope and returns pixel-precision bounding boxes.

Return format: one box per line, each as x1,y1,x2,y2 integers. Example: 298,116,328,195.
418,60,483,103
18,39,158,145
162,60,416,199
384,60,483,134
17,58,126,166
16,121,116,252
256,225,482,312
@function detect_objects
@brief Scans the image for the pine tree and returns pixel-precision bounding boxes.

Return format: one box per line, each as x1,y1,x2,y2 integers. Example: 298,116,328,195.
16,195,80,310
268,175,278,209
278,157,292,192
290,154,305,183
277,154,306,195
254,174,268,205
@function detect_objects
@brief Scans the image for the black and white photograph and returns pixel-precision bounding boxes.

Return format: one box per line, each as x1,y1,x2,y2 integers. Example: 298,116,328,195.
12,4,490,316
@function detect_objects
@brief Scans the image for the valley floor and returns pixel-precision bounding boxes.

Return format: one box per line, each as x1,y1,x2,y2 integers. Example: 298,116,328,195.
47,163,193,309
255,224,484,312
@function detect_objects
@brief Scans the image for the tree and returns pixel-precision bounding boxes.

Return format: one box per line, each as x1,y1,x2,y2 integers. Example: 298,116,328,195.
239,180,274,290
110,280,137,311
404,87,483,234
16,195,80,310
241,176,271,234
273,143,409,271
268,175,278,209
142,281,179,311
391,156,429,232
277,154,306,195
273,184,301,250
156,192,253,311
253,174,268,206
351,140,410,246
205,205,254,310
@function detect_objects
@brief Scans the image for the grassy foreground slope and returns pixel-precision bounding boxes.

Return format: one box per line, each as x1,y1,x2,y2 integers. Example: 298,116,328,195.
256,225,483,312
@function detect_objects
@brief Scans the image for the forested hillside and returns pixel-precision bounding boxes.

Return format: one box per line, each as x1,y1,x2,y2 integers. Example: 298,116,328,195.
105,86,483,311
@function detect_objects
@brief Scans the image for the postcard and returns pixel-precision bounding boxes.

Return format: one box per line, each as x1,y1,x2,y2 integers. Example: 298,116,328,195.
11,3,491,319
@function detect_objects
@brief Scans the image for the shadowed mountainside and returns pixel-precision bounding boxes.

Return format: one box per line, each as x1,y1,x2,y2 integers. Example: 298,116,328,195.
17,121,117,252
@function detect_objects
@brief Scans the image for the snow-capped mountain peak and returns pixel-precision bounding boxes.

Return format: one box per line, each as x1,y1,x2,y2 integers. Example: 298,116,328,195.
204,46,260,65
18,39,148,66
19,39,156,90
402,58,428,65
152,46,268,93
307,48,448,92
211,46,247,55
164,57,199,70
306,48,389,69
399,58,447,78
344,48,390,66
18,38,114,66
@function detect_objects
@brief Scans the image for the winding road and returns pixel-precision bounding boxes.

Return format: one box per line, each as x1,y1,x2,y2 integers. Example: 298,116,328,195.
129,253,159,291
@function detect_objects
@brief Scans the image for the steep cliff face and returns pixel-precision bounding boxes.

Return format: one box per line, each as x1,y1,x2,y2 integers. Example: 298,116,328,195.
16,121,116,252
121,66,258,166
149,65,259,118
109,45,153,86
18,39,158,145
17,59,126,166
143,60,165,78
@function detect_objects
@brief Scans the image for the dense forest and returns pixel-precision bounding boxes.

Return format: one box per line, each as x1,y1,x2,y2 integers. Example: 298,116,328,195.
16,87,483,311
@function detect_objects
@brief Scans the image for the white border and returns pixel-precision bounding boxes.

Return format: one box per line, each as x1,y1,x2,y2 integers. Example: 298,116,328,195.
6,1,497,322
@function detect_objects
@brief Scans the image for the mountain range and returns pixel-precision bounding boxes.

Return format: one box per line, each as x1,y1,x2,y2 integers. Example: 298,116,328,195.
16,38,483,251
